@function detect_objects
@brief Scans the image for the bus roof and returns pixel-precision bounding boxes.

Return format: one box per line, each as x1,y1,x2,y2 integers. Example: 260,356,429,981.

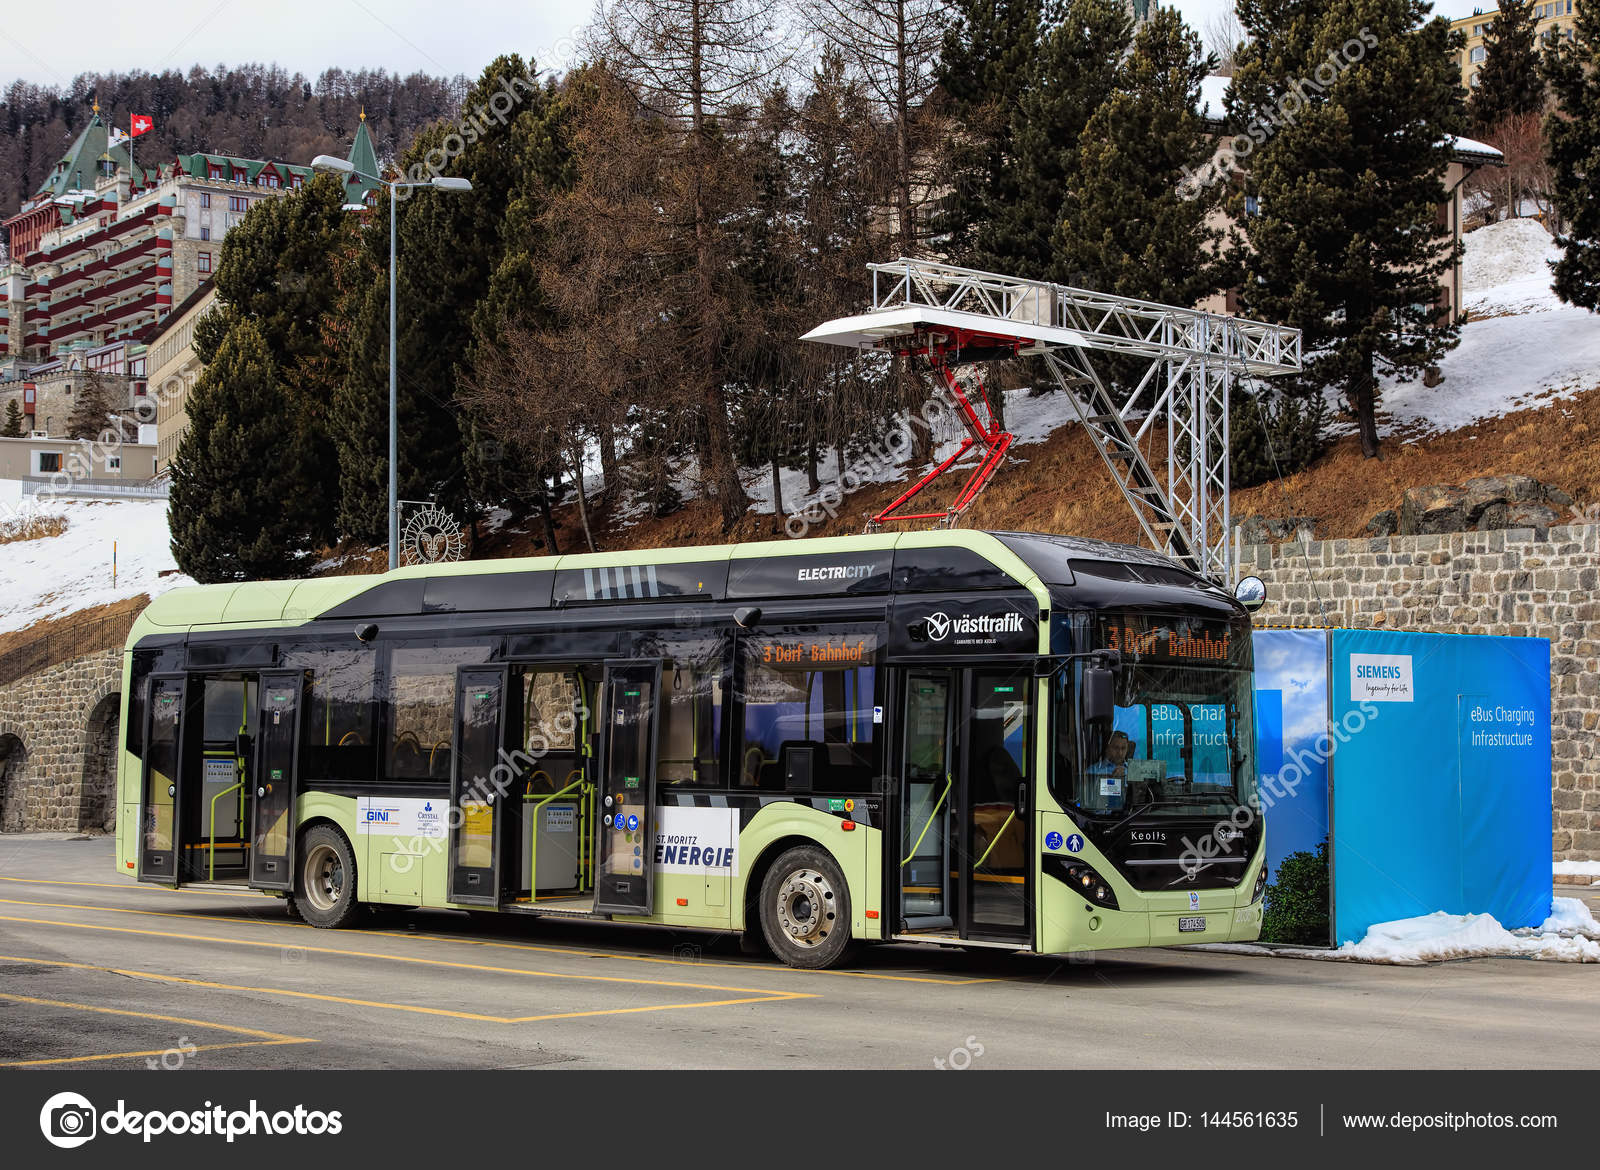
128,528,1215,643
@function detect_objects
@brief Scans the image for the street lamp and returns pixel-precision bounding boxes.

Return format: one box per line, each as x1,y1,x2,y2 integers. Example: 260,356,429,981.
311,155,473,570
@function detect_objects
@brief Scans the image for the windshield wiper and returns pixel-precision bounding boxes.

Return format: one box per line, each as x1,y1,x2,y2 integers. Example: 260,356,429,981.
1104,798,1201,835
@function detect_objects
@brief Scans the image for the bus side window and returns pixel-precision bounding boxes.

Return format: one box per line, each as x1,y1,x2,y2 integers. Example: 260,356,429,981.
737,632,881,794
284,647,378,784
522,670,585,794
126,650,158,759
383,644,493,783
657,661,722,788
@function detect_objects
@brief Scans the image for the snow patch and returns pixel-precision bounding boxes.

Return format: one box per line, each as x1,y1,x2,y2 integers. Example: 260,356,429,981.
1367,219,1600,437
1554,859,1600,878
0,494,193,634
1336,901,1600,964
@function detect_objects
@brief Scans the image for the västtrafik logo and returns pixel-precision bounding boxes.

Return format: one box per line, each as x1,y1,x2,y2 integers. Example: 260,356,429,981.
923,611,1024,643
40,1092,97,1149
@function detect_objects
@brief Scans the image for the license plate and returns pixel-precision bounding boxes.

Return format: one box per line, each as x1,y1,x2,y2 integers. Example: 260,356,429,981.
1178,916,1207,933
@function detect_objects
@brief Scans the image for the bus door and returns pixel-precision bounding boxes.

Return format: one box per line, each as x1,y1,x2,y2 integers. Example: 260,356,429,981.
897,669,1032,942
249,671,304,890
594,660,662,915
449,667,510,905
138,674,188,885
899,670,955,932
961,671,1032,943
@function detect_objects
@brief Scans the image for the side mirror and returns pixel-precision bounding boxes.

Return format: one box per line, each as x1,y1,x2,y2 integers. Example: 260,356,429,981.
1081,665,1115,727
1234,575,1267,613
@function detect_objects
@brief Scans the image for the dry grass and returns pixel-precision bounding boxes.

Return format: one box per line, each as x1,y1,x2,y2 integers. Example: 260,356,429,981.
383,384,1600,565
0,513,68,545
0,594,150,684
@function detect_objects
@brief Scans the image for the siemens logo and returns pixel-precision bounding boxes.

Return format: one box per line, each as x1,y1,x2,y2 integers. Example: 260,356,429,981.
1354,664,1404,679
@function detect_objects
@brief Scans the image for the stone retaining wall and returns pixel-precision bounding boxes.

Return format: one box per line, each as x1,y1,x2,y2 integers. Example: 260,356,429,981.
1241,522,1600,861
0,650,122,833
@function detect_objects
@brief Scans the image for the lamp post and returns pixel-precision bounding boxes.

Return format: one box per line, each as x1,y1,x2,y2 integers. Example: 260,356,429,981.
311,155,472,571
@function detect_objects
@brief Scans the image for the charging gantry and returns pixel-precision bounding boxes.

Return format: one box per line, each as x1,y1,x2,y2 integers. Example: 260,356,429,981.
802,258,1303,584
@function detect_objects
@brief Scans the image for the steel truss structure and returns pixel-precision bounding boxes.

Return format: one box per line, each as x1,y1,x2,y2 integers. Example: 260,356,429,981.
802,258,1303,582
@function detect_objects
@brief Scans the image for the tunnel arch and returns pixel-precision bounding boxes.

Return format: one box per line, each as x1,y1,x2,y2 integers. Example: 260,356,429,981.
79,692,121,832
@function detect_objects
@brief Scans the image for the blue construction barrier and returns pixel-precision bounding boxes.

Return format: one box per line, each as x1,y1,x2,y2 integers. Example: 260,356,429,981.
1252,628,1551,945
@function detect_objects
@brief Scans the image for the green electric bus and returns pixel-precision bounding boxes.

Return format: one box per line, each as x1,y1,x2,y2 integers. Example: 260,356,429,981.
114,530,1266,969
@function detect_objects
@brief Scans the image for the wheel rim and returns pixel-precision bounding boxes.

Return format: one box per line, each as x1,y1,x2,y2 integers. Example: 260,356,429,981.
302,842,344,913
775,867,837,949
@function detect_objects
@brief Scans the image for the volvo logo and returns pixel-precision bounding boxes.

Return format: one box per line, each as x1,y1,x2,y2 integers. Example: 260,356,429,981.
926,612,952,641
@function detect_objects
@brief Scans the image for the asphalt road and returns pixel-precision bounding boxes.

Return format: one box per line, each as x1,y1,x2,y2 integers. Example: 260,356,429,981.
1,835,1596,1070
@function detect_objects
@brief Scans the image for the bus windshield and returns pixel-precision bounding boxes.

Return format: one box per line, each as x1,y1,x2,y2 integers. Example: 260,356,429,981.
1052,612,1257,819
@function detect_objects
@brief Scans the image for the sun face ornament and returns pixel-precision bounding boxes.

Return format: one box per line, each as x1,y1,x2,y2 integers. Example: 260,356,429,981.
400,504,467,565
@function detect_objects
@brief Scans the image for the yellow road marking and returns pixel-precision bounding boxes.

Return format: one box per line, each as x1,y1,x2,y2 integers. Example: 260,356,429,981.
0,892,997,987
0,952,803,1025
0,986,316,1067
0,875,263,898
1,1041,306,1068
0,916,807,998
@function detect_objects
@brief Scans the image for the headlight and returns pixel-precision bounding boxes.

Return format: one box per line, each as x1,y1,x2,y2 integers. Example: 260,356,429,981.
1252,863,1268,903
1046,858,1119,909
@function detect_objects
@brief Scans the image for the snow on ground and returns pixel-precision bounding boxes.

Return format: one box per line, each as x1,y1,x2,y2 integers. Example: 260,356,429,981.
742,385,1087,520
1335,900,1600,964
0,494,193,634
1554,859,1600,881
1372,218,1600,438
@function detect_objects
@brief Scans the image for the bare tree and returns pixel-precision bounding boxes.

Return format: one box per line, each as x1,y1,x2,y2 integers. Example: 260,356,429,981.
800,0,947,255
1465,109,1558,227
589,1,796,529
1203,7,1247,78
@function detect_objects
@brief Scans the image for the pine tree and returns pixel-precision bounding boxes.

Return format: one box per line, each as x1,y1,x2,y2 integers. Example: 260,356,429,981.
1231,0,1466,461
993,0,1133,279
337,56,560,540
460,70,580,541
199,172,355,546
66,373,120,440
935,0,1048,265
2,399,23,437
168,321,320,582
1468,0,1545,132
1542,0,1600,310
1054,8,1225,306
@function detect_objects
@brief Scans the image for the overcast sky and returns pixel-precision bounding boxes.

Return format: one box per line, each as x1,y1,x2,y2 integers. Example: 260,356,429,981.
1,0,1493,90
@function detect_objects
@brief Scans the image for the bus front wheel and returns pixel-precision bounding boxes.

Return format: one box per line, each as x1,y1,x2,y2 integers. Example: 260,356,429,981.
297,825,361,929
759,846,855,969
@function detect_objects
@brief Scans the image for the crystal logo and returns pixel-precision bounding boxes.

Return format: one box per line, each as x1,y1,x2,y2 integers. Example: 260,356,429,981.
40,1092,97,1149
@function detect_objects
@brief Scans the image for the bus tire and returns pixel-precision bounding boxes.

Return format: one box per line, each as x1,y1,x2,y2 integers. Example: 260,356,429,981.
759,846,855,970
296,825,361,929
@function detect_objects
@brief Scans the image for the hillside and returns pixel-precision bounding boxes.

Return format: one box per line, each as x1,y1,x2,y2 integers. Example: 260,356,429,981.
483,218,1599,558
1,219,1594,662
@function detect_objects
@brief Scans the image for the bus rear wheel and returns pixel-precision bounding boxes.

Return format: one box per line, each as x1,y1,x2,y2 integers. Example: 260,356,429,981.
297,825,361,929
759,846,854,969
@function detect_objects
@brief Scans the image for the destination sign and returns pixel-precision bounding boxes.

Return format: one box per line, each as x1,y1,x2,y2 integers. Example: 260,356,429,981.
1101,616,1235,664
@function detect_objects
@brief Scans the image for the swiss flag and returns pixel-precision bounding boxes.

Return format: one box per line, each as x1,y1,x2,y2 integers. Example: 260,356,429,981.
130,114,153,138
